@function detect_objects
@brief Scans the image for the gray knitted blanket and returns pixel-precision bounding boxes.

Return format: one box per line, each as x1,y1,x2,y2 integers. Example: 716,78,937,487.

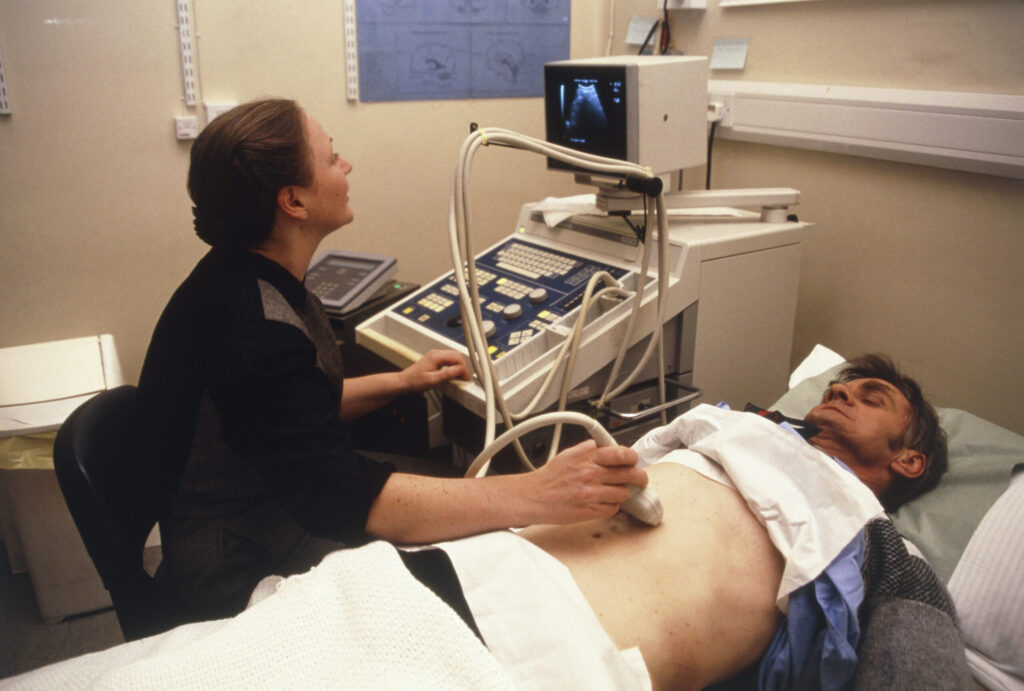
853,518,974,690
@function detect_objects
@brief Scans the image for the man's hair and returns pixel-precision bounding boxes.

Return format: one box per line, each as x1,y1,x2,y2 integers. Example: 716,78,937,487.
187,99,312,249
837,354,947,511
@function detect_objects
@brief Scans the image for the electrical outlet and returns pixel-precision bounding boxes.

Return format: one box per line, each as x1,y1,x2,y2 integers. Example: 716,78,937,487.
708,93,734,127
174,116,199,140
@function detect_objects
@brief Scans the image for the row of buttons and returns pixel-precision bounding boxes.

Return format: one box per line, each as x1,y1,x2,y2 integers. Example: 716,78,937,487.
496,242,578,279
494,277,531,300
416,292,454,313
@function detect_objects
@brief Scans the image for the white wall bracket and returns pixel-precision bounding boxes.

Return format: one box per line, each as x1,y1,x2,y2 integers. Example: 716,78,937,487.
0,42,11,114
343,0,360,102
175,0,200,106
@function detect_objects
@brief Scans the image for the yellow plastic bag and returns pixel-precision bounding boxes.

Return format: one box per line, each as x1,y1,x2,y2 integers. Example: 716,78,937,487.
0,432,57,470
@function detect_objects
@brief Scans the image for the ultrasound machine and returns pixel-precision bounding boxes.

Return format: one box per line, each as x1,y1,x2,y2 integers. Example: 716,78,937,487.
356,56,810,485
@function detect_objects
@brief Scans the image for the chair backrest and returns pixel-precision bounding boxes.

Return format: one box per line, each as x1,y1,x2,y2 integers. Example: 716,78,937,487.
53,385,181,641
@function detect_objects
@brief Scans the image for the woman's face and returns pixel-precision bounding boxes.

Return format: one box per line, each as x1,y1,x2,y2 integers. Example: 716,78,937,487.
300,112,354,234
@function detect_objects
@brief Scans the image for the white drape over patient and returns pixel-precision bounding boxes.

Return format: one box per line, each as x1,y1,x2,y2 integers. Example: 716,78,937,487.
632,404,884,606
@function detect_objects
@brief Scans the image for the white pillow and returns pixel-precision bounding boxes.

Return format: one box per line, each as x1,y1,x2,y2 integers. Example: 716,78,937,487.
947,471,1024,689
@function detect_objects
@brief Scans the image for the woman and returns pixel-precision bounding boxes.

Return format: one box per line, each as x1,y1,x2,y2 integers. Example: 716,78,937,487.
137,99,645,621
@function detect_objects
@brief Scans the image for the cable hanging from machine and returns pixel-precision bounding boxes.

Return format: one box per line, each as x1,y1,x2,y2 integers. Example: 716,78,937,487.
659,0,672,54
637,20,660,56
706,120,718,190
620,194,650,244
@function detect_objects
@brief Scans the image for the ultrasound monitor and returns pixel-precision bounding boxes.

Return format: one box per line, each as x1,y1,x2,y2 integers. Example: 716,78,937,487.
544,55,709,177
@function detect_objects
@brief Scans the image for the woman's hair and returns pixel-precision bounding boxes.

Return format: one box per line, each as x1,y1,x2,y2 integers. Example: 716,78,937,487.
188,99,312,249
837,354,948,511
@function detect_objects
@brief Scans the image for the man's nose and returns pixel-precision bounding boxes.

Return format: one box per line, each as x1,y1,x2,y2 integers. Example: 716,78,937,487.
829,382,852,403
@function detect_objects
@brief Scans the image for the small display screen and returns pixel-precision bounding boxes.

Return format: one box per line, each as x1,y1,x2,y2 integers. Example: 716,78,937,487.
544,64,627,171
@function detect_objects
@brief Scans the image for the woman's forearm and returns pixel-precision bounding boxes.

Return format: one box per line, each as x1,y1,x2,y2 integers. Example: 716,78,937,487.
363,441,646,544
340,371,406,421
340,349,470,421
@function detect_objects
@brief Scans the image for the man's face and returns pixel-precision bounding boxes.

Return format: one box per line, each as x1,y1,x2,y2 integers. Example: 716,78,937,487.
805,377,914,495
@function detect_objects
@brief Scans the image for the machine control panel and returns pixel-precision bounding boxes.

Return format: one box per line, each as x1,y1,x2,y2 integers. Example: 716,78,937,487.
306,250,398,313
391,238,628,362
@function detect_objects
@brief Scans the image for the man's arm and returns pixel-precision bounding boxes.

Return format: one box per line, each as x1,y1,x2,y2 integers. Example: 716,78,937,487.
364,440,645,544
340,349,470,421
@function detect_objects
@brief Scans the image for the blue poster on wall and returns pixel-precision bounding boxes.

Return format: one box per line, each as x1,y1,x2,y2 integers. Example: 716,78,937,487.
354,0,570,102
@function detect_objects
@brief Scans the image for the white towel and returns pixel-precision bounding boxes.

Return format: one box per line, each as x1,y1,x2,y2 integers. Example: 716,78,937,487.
633,404,884,606
438,531,653,691
6,542,513,690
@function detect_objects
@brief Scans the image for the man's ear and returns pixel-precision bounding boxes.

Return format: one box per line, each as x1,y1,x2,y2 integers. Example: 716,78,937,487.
891,449,926,480
277,185,307,221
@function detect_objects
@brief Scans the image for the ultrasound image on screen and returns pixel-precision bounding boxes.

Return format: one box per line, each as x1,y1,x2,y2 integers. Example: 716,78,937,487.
564,81,611,145
545,65,627,170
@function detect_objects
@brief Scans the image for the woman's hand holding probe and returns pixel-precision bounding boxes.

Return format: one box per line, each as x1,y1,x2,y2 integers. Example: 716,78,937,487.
365,440,646,543
519,439,647,525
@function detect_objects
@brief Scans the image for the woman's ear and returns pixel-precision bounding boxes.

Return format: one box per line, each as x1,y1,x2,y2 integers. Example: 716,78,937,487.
891,449,926,480
277,185,307,221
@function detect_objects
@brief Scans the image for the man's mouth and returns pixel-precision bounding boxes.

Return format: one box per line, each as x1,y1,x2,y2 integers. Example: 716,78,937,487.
817,404,852,421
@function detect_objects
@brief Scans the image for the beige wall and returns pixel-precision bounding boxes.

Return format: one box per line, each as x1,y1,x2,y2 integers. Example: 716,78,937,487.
2,1,1022,433
0,1,600,386
608,0,1024,434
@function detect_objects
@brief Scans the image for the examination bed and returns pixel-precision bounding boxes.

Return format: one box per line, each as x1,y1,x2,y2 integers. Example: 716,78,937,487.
3,352,1022,690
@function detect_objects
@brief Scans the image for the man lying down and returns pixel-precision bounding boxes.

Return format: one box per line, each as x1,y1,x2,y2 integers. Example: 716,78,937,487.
5,355,972,690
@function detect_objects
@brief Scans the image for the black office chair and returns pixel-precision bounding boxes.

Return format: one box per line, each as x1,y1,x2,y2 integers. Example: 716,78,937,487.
53,385,183,641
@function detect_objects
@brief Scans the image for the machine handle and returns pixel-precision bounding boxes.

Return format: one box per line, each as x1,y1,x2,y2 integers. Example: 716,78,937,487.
591,376,702,422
